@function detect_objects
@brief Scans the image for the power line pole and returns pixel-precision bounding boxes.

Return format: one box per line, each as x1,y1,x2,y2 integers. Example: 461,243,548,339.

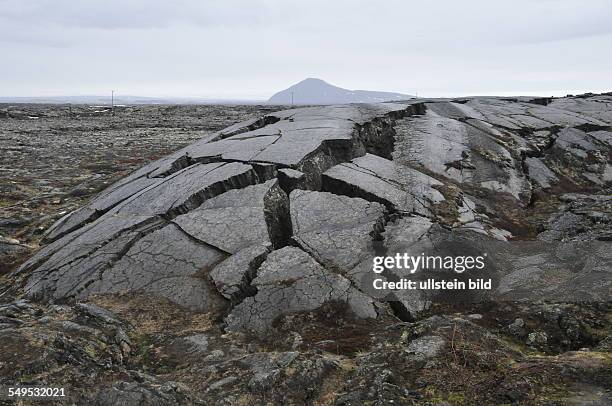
111,90,115,116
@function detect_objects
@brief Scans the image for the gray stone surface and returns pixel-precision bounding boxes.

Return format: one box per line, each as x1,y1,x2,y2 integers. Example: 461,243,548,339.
277,168,308,192
81,224,227,310
173,179,290,253
348,216,434,319
290,189,387,270
494,240,612,302
395,106,530,201
172,334,209,355
322,153,444,215
225,247,377,332
525,157,558,189
209,243,270,301
12,95,612,332
44,176,159,242
406,335,447,360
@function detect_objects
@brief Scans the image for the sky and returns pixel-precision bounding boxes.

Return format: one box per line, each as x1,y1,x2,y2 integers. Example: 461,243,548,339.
1,0,611,99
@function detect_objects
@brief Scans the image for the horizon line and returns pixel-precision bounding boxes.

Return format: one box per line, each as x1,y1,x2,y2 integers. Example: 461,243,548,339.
1,89,610,104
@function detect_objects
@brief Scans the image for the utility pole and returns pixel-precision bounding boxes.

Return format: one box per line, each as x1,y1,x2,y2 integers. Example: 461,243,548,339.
111,90,115,116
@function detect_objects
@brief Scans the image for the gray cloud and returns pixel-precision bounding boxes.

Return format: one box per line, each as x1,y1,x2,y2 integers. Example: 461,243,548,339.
1,0,611,98
0,0,270,29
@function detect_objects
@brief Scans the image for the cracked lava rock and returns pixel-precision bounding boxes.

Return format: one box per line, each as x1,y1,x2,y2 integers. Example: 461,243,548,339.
1,94,611,405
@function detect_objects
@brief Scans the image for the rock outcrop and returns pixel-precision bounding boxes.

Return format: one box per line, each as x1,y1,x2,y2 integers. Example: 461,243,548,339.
2,94,612,405
11,95,612,330
7,97,612,324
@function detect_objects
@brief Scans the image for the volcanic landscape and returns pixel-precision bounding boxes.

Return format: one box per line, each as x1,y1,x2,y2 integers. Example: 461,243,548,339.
0,95,611,405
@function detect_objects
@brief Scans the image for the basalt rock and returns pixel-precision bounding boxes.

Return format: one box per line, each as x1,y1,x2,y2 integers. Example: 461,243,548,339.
2,95,612,405
11,95,612,333
224,246,377,333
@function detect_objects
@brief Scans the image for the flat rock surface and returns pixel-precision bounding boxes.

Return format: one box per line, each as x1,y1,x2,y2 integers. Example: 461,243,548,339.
225,246,376,332
173,179,290,253
322,153,444,215
290,189,387,270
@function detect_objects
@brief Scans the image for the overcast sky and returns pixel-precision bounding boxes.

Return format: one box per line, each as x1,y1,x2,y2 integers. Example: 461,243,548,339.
1,0,611,99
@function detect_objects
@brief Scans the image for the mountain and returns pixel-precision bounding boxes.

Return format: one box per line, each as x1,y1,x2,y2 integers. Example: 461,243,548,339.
268,78,413,105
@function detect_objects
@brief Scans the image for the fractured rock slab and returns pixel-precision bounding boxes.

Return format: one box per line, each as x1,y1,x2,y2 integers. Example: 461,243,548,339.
277,168,308,192
290,189,387,270
81,224,227,310
348,216,434,319
17,97,612,333
112,162,258,217
494,239,612,302
44,176,159,242
525,157,558,189
225,246,377,333
187,135,281,163
23,216,167,301
41,162,259,244
322,153,444,215
395,108,530,201
26,222,228,311
18,163,266,308
173,179,291,253
210,243,270,302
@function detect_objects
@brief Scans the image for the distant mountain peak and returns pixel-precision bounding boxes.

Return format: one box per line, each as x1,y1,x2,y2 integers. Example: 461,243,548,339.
268,78,413,105
299,78,328,84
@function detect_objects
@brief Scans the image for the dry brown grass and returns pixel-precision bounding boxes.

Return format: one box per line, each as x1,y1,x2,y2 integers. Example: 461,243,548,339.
90,293,215,335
